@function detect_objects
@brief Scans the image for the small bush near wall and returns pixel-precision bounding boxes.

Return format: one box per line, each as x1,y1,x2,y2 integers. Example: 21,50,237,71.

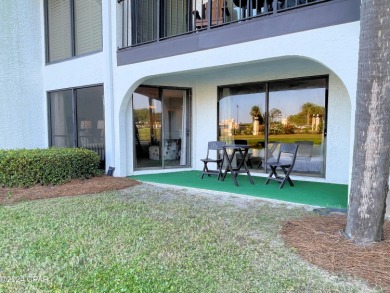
0,148,101,187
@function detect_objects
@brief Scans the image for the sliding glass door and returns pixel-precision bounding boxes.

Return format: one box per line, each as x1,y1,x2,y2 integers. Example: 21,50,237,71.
218,83,266,170
218,76,327,177
268,78,326,175
133,86,191,169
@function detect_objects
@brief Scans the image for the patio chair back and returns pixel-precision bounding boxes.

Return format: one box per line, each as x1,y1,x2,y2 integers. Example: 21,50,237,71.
266,143,299,188
201,141,226,180
276,143,299,165
205,141,226,159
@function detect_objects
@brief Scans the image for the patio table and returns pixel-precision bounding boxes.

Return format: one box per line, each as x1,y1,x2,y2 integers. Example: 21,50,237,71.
221,144,254,186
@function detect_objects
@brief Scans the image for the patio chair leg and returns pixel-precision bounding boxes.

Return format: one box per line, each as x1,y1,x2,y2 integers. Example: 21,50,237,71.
201,163,208,179
217,162,223,180
283,167,294,186
265,166,278,184
286,175,294,186
232,171,239,186
279,176,287,188
279,167,294,188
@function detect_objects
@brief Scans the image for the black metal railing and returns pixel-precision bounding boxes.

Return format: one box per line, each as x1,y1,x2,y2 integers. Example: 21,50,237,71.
118,0,330,48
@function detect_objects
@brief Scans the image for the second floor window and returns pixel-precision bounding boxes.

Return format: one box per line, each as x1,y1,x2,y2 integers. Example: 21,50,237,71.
46,0,102,63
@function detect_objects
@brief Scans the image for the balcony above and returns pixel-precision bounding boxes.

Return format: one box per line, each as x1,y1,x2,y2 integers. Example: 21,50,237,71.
117,0,360,66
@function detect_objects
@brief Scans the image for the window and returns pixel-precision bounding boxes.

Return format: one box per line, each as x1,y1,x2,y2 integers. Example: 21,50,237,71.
49,89,73,147
46,0,102,63
48,85,105,168
218,76,327,177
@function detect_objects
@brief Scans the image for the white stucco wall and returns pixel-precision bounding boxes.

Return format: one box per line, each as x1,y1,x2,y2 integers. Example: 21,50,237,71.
0,1,110,151
0,1,46,149
43,54,105,91
0,0,114,168
0,0,358,186
41,0,114,169
113,21,359,184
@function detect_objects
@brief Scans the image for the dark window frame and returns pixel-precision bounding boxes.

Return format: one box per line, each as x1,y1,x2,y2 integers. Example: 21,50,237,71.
132,84,193,170
47,83,104,147
217,75,329,177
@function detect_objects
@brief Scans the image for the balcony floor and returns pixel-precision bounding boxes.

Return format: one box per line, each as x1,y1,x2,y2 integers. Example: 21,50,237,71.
130,170,348,208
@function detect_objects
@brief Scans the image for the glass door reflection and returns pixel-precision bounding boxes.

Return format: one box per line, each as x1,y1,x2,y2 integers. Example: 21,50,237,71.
133,87,162,169
162,89,190,168
218,84,266,171
268,78,327,176
133,86,191,170
218,76,327,177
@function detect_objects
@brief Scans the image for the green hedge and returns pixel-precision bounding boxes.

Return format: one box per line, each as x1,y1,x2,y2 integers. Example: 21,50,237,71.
0,148,102,187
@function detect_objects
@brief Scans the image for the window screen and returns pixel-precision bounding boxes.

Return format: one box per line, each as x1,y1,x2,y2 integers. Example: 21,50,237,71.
47,0,72,62
75,0,102,55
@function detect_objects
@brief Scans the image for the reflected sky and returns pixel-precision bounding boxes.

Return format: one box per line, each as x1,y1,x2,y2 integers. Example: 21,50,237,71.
133,93,162,113
220,88,325,124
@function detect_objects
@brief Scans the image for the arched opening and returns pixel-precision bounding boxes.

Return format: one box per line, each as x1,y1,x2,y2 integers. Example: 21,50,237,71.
120,56,352,183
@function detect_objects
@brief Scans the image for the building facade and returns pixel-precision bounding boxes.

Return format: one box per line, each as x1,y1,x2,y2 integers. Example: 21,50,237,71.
0,0,360,185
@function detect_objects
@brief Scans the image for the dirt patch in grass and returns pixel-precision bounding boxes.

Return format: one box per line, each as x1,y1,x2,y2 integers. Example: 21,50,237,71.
281,214,390,291
0,176,140,205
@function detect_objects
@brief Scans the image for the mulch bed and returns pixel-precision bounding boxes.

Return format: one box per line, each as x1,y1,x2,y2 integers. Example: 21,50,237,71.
0,176,140,205
281,214,390,291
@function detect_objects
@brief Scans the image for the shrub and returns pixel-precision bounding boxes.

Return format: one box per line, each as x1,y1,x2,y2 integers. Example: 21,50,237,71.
283,124,295,134
269,122,283,135
242,125,253,135
0,148,102,187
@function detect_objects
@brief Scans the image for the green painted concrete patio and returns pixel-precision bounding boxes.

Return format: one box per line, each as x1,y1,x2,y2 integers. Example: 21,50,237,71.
130,171,348,209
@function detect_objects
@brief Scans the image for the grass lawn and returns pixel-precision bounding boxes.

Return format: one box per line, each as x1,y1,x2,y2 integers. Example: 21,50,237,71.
0,184,374,292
